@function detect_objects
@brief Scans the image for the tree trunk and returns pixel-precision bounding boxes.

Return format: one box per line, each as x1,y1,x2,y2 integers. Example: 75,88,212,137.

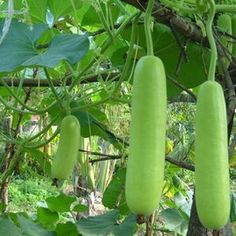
187,192,208,236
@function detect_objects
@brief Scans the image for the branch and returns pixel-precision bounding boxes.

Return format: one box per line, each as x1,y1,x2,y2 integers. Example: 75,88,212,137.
167,75,197,101
0,72,119,87
121,0,208,46
79,149,195,171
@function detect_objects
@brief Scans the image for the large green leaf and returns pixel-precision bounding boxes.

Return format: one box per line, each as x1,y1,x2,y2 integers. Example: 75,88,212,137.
15,0,82,23
81,2,119,28
0,217,22,236
14,0,48,23
47,0,82,22
0,20,89,72
25,34,89,67
160,208,188,235
0,20,47,72
37,207,59,227
72,109,125,149
77,210,137,236
154,24,210,97
17,215,54,236
102,168,129,215
46,194,76,213
56,222,80,236
121,23,209,97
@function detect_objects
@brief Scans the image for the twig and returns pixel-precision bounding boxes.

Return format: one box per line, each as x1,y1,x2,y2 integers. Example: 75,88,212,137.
0,72,119,87
121,0,207,46
165,156,195,171
79,149,195,171
167,75,197,101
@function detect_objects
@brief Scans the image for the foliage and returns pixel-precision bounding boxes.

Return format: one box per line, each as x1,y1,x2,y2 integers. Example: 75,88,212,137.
0,0,235,235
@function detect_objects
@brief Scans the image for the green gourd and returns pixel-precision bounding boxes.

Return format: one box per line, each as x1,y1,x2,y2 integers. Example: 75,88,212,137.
195,80,230,229
125,55,167,215
51,115,80,180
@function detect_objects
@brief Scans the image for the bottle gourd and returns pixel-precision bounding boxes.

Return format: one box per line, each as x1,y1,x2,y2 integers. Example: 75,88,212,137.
51,115,81,180
125,56,167,215
195,81,230,229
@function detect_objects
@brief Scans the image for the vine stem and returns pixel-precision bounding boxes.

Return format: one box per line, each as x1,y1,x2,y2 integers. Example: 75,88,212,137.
206,0,217,81
144,0,155,56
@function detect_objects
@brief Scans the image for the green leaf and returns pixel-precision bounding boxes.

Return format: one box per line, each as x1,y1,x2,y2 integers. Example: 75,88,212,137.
230,192,236,222
72,109,124,149
102,169,129,215
14,0,48,23
27,0,48,23
17,215,54,236
48,0,82,21
77,210,137,236
24,148,51,176
121,23,210,97
56,222,79,236
0,20,89,72
154,24,210,97
81,6,102,27
81,2,119,28
72,204,88,213
0,20,48,72
46,194,76,213
0,216,22,236
37,207,59,227
160,208,188,235
25,34,89,67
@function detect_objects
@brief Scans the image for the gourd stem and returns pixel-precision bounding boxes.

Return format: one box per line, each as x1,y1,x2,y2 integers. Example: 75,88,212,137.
206,0,217,81
144,0,155,56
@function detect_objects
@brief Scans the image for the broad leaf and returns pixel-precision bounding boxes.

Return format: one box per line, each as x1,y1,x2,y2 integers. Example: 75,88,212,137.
160,208,188,235
25,34,89,67
56,222,79,236
72,109,125,149
46,194,76,213
37,207,59,227
14,0,48,23
48,0,82,22
0,20,89,72
17,215,54,236
102,168,129,214
72,204,88,213
0,216,22,236
77,210,137,236
0,20,47,72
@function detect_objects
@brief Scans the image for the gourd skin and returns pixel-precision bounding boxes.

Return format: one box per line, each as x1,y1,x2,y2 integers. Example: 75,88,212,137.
195,81,230,229
125,56,167,215
51,115,80,180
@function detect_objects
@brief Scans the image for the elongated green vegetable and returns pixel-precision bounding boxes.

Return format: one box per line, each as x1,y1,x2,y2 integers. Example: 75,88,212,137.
51,115,80,180
195,81,230,229
125,55,167,215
